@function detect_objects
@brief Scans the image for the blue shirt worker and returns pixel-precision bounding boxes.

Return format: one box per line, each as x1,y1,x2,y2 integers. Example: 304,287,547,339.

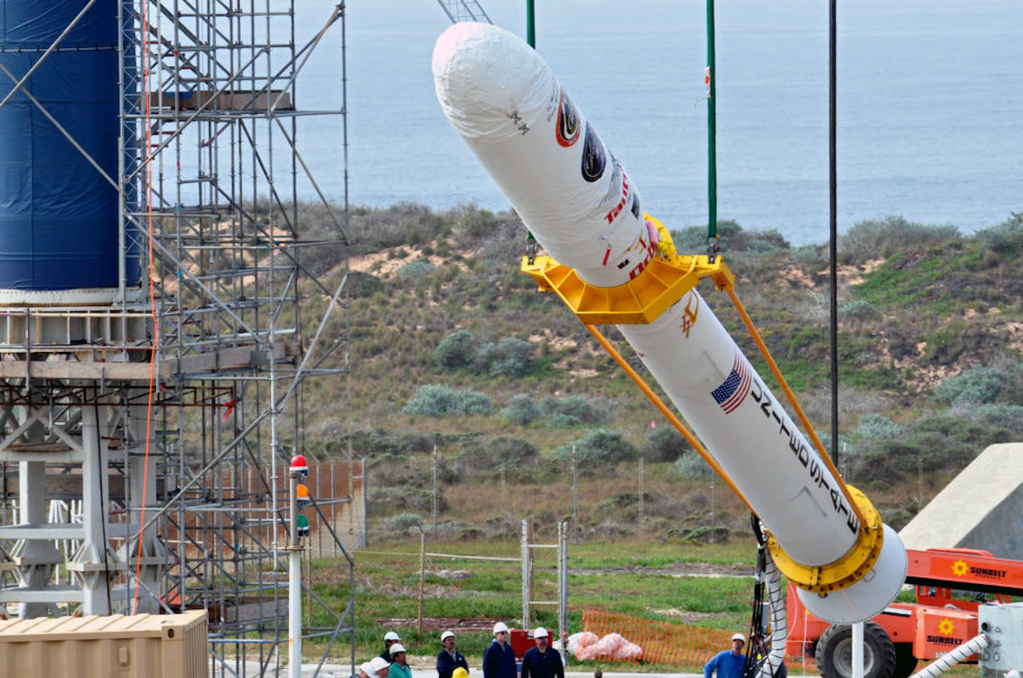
483,622,517,678
437,630,470,678
704,633,747,678
521,627,564,678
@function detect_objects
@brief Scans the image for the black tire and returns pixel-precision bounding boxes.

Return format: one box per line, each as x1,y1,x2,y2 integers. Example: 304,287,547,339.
815,621,897,678
891,644,918,678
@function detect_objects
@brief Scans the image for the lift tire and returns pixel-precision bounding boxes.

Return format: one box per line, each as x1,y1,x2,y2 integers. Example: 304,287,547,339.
891,644,918,678
815,621,897,678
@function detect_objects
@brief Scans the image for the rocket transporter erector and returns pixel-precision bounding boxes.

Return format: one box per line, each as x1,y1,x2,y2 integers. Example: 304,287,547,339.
432,22,906,624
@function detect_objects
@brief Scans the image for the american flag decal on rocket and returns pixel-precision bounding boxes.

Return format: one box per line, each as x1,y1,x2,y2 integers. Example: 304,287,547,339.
710,353,753,414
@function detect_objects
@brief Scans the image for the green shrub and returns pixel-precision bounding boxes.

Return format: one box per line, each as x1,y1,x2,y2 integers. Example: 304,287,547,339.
386,512,425,533
642,426,691,462
853,414,904,443
838,216,960,264
839,300,878,321
451,390,494,415
502,394,540,426
976,213,1023,256
544,413,582,428
670,220,790,254
553,429,635,467
396,259,435,281
473,337,534,376
435,330,477,369
459,436,539,477
849,413,1008,483
963,403,1023,431
403,384,493,417
540,395,604,425
669,454,712,479
933,365,1010,407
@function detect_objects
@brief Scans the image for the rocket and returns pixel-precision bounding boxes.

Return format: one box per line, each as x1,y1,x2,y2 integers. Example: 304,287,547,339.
433,22,906,624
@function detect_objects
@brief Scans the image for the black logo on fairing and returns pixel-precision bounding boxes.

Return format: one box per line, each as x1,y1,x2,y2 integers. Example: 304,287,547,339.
555,88,580,147
581,123,605,182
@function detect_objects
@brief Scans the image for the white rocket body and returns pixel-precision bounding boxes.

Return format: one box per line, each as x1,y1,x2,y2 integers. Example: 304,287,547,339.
433,22,905,623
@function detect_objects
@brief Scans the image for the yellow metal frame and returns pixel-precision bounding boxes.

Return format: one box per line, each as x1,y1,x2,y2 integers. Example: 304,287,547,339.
767,485,885,594
521,215,734,325
522,212,883,596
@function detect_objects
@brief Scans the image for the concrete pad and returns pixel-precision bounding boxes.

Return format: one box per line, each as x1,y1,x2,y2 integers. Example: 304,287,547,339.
900,443,1023,559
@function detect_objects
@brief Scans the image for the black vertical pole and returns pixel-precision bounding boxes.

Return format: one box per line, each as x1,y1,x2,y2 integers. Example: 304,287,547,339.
829,0,840,467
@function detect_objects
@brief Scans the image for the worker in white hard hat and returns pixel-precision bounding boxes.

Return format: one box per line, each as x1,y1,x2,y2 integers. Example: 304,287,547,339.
389,643,412,678
380,631,402,663
483,622,516,678
359,662,377,678
370,656,392,678
437,630,469,678
704,633,747,678
521,627,564,678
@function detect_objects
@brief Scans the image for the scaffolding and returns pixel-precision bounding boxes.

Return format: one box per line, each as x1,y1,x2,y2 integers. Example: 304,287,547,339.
0,1,356,676
435,0,493,24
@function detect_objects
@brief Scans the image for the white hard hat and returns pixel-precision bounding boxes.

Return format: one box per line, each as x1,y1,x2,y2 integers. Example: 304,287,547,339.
389,643,407,655
441,631,455,641
384,631,401,641
493,621,509,634
371,657,391,672
732,633,746,643
360,662,376,676
533,627,548,639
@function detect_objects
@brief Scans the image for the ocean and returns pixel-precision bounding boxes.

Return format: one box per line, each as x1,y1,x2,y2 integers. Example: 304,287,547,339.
292,0,1023,246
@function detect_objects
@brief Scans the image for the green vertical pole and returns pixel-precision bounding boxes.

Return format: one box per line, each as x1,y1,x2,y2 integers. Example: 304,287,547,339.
525,0,537,259
526,0,536,48
707,0,718,243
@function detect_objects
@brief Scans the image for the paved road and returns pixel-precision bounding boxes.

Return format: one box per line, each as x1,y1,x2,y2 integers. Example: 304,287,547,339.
225,668,707,678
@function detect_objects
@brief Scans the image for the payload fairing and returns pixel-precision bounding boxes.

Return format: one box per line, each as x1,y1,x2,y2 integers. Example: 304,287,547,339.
433,22,906,624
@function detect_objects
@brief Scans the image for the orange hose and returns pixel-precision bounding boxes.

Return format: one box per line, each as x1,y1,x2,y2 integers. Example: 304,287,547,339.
133,3,159,616
724,287,867,530
583,324,754,515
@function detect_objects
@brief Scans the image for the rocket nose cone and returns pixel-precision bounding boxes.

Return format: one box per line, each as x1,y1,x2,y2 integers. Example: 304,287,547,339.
432,22,550,137
431,22,487,79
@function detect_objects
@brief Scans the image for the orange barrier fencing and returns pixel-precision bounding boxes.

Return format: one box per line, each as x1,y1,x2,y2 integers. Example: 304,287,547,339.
578,610,818,672
580,609,733,666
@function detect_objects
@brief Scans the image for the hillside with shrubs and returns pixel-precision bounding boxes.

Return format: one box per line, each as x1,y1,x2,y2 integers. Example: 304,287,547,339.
291,202,1023,542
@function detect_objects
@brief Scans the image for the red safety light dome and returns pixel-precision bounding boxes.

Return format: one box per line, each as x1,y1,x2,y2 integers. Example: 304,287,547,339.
290,453,309,477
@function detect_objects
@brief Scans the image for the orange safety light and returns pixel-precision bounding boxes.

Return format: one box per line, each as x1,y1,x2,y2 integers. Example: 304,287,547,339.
296,483,311,508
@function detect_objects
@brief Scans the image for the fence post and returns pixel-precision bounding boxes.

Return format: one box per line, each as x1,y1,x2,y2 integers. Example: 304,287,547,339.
638,457,645,532
521,518,530,628
432,445,439,532
501,461,508,514
709,473,716,543
571,446,578,542
419,529,426,637
558,521,568,661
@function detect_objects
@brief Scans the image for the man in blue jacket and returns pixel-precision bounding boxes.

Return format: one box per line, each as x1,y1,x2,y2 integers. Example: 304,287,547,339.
704,633,748,678
437,630,470,678
483,622,516,678
521,627,564,678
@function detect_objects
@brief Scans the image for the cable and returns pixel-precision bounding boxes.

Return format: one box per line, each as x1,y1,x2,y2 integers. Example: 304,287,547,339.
132,0,159,616
93,403,112,614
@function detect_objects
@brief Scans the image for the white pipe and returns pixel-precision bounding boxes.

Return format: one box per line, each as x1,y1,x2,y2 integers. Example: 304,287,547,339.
852,622,864,678
289,549,302,677
758,552,788,678
910,634,989,678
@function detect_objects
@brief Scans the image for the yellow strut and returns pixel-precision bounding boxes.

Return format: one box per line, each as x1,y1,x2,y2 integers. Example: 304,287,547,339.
523,214,885,596
584,323,754,516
